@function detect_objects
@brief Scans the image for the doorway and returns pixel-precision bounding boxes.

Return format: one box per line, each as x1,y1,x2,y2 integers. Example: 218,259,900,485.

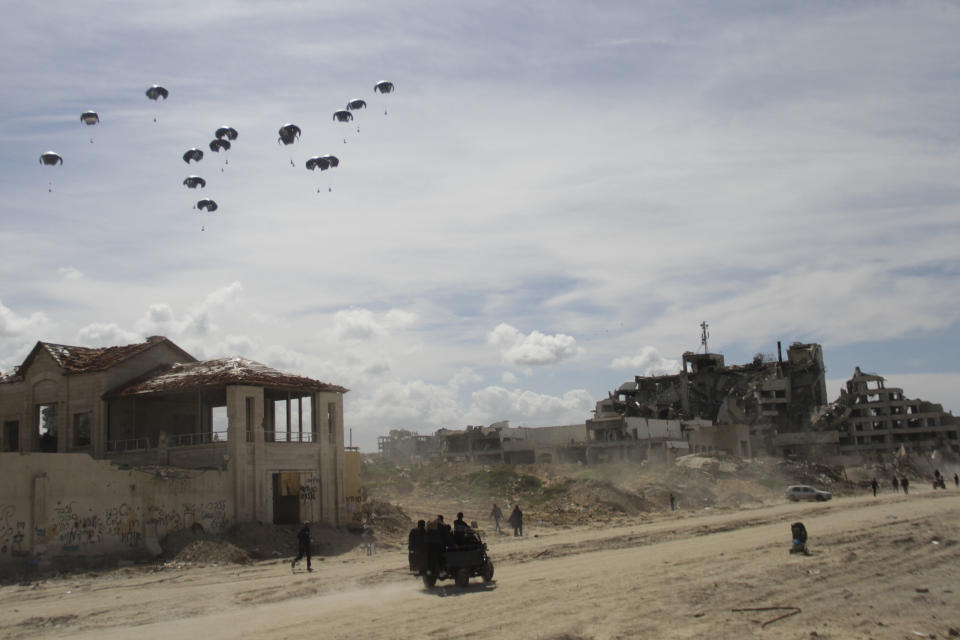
272,472,301,524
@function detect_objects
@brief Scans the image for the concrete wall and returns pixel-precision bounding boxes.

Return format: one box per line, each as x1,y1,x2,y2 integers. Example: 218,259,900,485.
626,417,684,441
0,452,232,569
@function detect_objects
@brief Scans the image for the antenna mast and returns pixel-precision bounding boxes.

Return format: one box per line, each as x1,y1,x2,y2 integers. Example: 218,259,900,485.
700,321,710,353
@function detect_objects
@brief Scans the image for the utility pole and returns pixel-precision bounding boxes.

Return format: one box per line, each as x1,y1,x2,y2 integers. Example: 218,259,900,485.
700,321,710,353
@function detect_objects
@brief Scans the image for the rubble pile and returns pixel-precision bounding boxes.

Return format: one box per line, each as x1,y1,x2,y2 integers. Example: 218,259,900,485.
361,500,413,536
172,539,251,565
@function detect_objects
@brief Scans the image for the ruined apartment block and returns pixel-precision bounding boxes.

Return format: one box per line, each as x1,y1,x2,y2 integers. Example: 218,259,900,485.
815,367,960,456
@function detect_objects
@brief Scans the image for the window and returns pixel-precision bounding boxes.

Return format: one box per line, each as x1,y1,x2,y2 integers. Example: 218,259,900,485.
73,412,92,447
245,397,255,442
2,420,19,452
37,403,58,452
328,403,336,445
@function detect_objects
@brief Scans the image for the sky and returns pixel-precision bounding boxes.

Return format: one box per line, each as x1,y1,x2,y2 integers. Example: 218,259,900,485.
1,1,959,452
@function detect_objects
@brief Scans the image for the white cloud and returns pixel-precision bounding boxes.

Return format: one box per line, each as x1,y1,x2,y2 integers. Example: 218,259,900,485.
610,346,680,375
501,371,518,384
0,300,47,338
467,386,595,426
333,307,419,342
58,267,82,281
488,323,580,367
75,322,141,347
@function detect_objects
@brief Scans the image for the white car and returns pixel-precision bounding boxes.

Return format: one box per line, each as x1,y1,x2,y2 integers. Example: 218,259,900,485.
785,485,832,502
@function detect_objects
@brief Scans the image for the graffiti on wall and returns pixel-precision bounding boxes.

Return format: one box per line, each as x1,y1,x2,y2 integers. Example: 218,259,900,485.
146,501,228,537
0,504,27,557
300,474,320,503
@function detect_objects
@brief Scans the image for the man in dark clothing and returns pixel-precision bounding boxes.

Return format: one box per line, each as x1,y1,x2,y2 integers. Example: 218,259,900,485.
509,505,523,537
955,472,959,488
901,476,909,495
490,503,504,533
408,519,426,570
871,478,879,497
892,476,899,493
292,522,312,573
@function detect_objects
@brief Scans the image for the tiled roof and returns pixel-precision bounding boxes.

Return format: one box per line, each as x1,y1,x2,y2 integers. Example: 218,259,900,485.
105,357,348,397
1,336,196,382
39,340,162,373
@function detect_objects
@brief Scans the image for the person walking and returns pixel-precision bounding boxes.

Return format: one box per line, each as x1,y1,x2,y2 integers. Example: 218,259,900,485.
892,476,900,493
901,476,910,495
490,503,504,533
292,521,312,573
954,472,959,488
670,493,676,511
871,478,879,497
508,505,523,537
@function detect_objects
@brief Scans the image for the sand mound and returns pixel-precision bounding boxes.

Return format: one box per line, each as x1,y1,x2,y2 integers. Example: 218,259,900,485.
362,500,413,536
172,539,251,565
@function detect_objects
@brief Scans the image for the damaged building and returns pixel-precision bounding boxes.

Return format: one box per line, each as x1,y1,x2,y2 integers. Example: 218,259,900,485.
589,342,828,459
0,336,349,568
811,367,959,457
594,342,959,461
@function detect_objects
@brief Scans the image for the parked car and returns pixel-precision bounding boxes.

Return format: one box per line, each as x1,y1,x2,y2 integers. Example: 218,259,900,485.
785,485,832,502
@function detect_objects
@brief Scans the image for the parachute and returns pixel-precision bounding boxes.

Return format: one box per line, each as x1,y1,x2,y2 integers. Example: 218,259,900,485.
305,156,330,171
333,110,353,123
320,154,339,167
39,151,63,165
145,85,169,100
197,199,218,212
183,176,206,189
209,139,231,152
278,123,301,145
374,81,395,94
183,148,204,163
346,98,367,111
80,111,99,125
215,126,238,141
374,81,395,114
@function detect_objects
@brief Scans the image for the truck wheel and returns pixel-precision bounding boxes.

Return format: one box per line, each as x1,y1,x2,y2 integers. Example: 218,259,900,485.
481,560,494,583
455,568,470,588
422,573,437,588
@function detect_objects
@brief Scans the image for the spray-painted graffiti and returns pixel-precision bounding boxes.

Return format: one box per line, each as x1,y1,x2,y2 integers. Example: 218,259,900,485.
52,501,105,552
200,500,227,532
146,506,184,532
104,503,142,547
0,504,25,556
300,475,320,502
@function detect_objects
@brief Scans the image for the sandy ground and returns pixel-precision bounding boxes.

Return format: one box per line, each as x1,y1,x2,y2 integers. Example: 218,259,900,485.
2,487,959,640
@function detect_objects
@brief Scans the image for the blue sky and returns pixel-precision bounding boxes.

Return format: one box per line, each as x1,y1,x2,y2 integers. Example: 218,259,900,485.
2,1,959,451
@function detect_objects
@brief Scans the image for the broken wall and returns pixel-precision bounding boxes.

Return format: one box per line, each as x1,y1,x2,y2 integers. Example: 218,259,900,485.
0,452,232,568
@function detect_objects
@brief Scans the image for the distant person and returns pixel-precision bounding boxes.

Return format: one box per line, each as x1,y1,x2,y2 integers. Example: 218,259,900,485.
871,478,879,497
670,493,676,511
291,521,312,573
901,476,909,495
362,527,376,555
454,512,470,532
955,472,959,488
490,503,504,533
509,505,523,537
892,476,899,493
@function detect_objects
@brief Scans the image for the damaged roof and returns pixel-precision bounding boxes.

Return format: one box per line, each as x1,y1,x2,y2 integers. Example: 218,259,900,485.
104,357,348,397
2,336,196,382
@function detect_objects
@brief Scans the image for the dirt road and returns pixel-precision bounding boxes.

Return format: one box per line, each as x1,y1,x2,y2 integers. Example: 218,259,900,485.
2,489,958,639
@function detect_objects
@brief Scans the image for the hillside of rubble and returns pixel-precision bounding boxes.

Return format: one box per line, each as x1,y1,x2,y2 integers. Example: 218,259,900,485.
358,452,956,544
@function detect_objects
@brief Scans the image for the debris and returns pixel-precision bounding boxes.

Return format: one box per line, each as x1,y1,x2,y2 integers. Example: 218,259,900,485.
732,606,802,628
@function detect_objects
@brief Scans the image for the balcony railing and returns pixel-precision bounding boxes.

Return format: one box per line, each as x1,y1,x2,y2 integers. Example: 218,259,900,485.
263,430,316,443
106,437,151,453
168,431,229,447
